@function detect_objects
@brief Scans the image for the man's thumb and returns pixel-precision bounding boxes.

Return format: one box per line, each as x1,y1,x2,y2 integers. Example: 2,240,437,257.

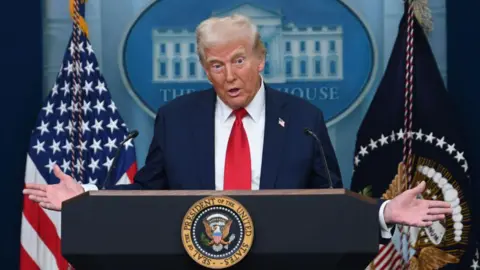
53,165,67,181
412,181,426,194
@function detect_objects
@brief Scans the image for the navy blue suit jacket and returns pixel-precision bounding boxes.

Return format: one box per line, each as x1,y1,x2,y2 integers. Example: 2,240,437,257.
111,84,343,190
109,84,390,240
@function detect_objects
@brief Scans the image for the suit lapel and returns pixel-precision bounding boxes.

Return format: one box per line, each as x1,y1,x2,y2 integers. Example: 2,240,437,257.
191,89,216,189
260,86,288,189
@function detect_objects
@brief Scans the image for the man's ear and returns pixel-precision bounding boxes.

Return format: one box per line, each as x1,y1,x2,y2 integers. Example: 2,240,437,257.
257,54,266,73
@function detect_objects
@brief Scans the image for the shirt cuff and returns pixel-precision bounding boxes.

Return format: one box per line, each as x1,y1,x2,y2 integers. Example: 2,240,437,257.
379,200,393,239
82,184,99,192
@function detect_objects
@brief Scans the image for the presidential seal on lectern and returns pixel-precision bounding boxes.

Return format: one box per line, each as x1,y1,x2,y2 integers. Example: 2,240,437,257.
181,196,254,269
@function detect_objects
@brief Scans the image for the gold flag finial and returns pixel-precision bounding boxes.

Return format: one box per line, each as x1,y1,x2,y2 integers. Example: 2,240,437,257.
69,0,89,38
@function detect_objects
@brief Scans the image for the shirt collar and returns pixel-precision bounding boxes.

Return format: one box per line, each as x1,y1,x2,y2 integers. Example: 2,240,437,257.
216,75,265,123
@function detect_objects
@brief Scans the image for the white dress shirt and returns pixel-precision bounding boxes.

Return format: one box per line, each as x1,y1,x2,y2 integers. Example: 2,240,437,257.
83,77,392,238
214,80,265,190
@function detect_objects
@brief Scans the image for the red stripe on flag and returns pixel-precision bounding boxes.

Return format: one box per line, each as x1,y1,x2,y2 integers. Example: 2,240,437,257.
375,243,395,267
19,245,40,270
126,162,137,183
382,246,397,268
392,255,404,270
22,196,69,270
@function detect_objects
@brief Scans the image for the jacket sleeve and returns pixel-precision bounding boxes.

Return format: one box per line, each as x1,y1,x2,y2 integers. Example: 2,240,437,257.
108,109,169,190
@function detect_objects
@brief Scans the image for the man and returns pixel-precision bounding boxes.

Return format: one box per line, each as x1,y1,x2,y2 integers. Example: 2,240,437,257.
24,14,451,237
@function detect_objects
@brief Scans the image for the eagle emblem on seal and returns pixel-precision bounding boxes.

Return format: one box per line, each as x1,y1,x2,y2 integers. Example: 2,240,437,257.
202,213,236,252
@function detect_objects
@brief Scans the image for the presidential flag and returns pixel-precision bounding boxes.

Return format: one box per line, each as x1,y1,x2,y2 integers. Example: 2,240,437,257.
350,2,476,269
19,1,137,269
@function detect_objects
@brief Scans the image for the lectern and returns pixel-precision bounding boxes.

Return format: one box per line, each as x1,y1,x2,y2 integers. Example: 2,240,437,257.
61,189,379,269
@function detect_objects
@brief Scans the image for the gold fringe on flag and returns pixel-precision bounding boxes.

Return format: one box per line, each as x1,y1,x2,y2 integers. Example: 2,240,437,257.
409,0,433,33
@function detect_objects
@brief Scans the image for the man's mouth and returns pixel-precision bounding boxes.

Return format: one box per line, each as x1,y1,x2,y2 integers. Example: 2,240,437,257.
227,88,241,97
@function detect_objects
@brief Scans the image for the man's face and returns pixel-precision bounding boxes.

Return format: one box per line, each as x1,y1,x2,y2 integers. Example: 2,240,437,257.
202,38,265,110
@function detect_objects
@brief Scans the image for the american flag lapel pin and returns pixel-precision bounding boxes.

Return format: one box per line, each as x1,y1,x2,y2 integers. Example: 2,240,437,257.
278,117,285,127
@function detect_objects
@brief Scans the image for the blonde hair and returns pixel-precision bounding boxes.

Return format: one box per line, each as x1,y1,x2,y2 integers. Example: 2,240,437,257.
195,14,266,64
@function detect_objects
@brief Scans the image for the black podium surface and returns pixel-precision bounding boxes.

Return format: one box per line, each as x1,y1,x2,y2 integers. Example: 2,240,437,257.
61,189,379,269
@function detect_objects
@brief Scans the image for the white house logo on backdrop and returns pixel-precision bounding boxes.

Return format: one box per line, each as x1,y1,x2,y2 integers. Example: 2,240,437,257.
151,4,344,84
120,0,376,124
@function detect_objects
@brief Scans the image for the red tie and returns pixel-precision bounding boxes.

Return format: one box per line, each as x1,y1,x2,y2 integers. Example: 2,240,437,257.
224,108,251,190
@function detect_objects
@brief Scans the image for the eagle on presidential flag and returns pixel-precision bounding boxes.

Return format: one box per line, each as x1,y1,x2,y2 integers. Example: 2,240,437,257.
351,1,476,269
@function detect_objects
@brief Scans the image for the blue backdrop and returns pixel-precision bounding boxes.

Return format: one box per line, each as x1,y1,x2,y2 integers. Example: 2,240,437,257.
41,0,449,189
447,0,480,249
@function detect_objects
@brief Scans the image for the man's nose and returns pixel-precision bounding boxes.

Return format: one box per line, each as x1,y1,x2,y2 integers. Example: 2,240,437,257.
225,64,235,82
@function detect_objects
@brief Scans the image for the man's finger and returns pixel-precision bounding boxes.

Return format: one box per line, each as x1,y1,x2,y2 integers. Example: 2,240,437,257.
423,214,445,221
26,195,42,203
428,207,453,215
24,183,47,192
29,195,50,204
23,189,47,198
427,200,453,209
40,202,61,211
418,220,433,227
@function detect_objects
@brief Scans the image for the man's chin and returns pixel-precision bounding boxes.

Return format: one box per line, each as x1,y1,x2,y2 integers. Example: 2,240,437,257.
225,97,248,110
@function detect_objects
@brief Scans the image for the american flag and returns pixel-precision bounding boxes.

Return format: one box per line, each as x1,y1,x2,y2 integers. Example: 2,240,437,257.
19,2,137,269
366,243,404,270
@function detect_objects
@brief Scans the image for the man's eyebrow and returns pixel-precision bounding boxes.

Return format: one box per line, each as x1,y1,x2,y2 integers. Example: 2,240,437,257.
205,57,222,64
231,52,246,60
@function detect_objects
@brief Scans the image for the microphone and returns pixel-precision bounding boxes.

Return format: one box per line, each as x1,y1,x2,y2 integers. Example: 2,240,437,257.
102,130,139,190
304,128,333,189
